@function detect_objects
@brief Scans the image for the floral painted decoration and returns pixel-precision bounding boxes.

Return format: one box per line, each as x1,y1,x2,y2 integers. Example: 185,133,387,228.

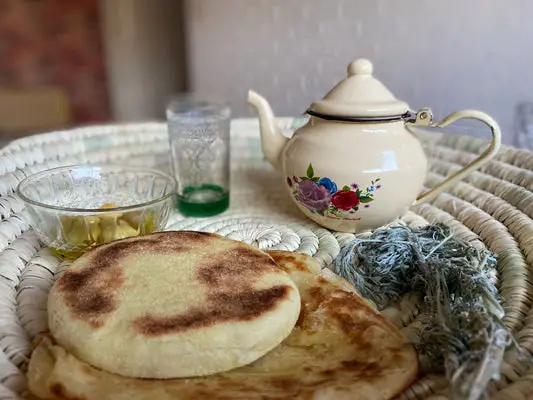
287,163,381,220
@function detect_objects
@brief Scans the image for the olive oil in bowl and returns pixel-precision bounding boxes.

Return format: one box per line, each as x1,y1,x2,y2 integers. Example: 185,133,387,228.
50,206,160,260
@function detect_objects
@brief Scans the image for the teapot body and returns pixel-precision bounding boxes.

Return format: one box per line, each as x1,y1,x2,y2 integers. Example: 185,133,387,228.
248,58,501,233
282,118,427,233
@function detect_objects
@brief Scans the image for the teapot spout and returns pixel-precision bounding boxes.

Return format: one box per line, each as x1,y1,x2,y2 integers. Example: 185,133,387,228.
247,90,288,170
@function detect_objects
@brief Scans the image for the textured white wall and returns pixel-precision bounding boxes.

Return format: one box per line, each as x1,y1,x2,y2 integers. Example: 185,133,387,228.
100,0,186,121
184,0,533,145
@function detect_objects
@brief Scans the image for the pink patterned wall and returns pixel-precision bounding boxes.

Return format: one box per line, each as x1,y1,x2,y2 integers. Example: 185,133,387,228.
0,0,110,124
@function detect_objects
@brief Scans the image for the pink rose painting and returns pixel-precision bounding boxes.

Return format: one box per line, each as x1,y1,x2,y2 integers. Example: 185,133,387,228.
289,163,381,220
296,179,331,212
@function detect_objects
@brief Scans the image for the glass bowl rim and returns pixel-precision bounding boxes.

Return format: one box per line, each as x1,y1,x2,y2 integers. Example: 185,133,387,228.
16,163,177,214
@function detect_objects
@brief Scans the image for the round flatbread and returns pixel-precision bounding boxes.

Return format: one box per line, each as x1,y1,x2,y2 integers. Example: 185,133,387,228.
47,232,301,379
30,249,419,400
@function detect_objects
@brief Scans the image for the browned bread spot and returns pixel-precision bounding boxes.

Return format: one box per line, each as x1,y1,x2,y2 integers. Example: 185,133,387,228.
295,299,307,327
134,286,291,335
54,231,217,328
55,263,123,328
269,378,298,392
50,382,87,400
133,246,293,336
90,231,213,271
317,276,329,284
340,360,384,381
267,252,310,272
197,247,279,287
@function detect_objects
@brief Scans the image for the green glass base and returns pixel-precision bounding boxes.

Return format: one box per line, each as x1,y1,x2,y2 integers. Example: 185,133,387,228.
176,184,229,217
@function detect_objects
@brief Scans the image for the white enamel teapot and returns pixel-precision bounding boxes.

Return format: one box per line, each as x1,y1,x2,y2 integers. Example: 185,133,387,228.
247,59,501,233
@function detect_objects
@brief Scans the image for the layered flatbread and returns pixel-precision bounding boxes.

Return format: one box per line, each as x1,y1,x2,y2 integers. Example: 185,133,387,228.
46,232,301,379
28,249,419,400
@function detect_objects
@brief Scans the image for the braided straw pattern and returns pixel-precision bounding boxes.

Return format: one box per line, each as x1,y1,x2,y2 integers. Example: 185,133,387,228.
0,119,531,399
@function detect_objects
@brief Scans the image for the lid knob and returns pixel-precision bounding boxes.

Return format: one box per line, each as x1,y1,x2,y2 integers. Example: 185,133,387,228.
348,59,373,76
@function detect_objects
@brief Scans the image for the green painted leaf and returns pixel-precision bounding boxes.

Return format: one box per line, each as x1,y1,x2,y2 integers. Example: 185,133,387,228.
306,163,314,178
355,189,362,196
342,185,350,191
359,196,374,203
375,178,381,182
353,206,359,211
311,177,320,182
301,176,310,181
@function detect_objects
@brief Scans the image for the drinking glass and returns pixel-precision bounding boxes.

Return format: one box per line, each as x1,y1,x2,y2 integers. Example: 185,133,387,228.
166,94,231,217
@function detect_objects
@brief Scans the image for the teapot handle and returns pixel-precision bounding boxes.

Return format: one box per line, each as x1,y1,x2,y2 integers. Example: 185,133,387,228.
406,108,502,205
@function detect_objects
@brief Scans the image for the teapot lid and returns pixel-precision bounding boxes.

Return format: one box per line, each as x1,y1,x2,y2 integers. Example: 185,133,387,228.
308,59,409,120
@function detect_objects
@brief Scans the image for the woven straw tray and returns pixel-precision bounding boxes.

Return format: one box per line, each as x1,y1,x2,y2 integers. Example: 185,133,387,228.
0,118,532,399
